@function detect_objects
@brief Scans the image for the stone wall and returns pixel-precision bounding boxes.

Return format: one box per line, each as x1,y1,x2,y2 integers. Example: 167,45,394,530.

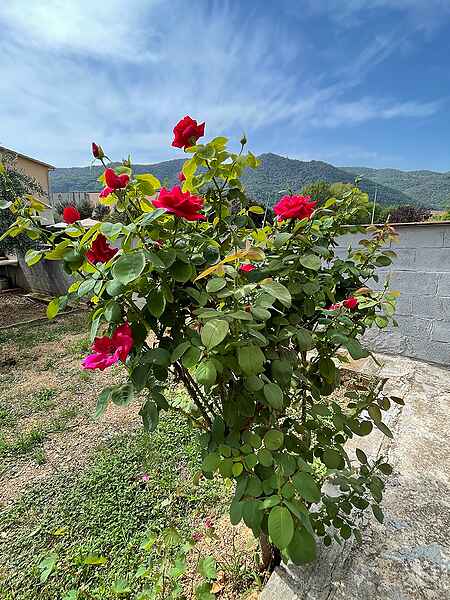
336,222,450,366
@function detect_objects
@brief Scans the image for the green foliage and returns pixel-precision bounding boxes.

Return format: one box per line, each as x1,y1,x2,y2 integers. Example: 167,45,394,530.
344,165,450,209
54,195,93,221
2,126,400,568
0,151,44,254
50,154,415,207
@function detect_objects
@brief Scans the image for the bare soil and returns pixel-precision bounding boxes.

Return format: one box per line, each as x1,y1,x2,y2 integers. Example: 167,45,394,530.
0,290,49,326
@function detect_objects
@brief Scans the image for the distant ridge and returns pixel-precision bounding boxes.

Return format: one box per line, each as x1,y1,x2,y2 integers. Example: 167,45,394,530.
344,165,450,208
50,153,416,207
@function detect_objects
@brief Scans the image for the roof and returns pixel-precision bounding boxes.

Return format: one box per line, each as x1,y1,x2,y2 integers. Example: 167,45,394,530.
0,146,55,170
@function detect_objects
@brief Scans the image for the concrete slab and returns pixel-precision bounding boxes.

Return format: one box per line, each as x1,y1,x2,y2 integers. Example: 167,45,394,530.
261,354,450,600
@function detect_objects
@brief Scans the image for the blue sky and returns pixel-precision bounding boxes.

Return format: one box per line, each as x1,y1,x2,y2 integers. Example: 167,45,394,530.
1,0,449,171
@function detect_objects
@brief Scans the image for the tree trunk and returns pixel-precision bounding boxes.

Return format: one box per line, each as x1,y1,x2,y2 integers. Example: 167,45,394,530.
259,533,281,572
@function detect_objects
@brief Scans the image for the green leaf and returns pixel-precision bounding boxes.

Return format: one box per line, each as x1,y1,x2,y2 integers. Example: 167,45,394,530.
198,556,217,580
263,383,283,410
319,357,336,383
62,590,78,600
104,300,122,322
46,297,60,320
237,345,265,376
356,448,368,464
136,173,161,194
206,277,226,293
268,506,294,549
258,448,273,467
260,281,291,308
345,338,370,360
202,452,220,472
139,400,159,432
82,553,107,565
111,383,134,406
25,249,43,266
170,260,193,282
372,504,384,524
38,553,58,583
374,421,394,439
287,528,317,564
292,471,321,503
95,387,113,419
368,404,382,423
296,328,314,351
322,448,342,469
106,279,124,297
263,430,284,450
147,289,166,318
171,341,191,363
201,319,229,349
112,250,146,285
181,346,201,369
111,578,132,595
299,254,321,271
195,360,217,386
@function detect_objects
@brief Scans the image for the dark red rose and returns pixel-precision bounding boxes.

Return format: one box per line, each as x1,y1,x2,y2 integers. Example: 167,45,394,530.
92,142,104,159
86,234,118,264
178,171,186,182
100,168,130,198
153,186,205,221
239,263,256,272
343,296,358,310
63,206,81,224
273,195,317,222
172,116,205,149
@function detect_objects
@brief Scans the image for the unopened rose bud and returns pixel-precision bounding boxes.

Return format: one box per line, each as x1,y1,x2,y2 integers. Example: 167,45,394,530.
92,142,104,160
240,134,247,146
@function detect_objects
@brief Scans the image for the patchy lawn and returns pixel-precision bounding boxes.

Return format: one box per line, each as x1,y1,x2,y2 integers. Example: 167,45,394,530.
0,314,260,599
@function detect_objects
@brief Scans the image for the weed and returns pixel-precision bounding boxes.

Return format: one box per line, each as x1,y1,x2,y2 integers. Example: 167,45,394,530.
0,405,17,429
78,370,91,382
0,426,47,457
27,388,57,413
67,336,91,358
33,448,47,465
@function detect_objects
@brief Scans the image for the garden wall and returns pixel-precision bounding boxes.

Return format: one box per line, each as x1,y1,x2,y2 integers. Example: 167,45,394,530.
336,222,450,366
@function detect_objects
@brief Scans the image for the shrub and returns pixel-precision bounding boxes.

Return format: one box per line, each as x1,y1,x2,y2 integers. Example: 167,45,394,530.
0,120,399,576
53,195,93,221
0,151,44,255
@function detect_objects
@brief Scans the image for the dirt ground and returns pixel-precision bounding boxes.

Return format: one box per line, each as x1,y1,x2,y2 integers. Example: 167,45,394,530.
0,290,50,327
0,312,141,505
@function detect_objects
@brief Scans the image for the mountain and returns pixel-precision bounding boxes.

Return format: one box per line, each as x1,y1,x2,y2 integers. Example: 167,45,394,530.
50,153,415,207
344,166,450,208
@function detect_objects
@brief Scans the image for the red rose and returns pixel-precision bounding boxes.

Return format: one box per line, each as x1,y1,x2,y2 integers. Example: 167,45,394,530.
82,323,133,371
153,186,206,221
63,206,80,224
239,263,256,272
172,116,205,149
100,168,130,198
326,302,342,311
86,234,118,264
273,195,317,222
343,296,358,310
178,171,186,183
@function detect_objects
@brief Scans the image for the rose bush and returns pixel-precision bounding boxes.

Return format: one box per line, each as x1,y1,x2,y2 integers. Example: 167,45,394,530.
0,116,400,573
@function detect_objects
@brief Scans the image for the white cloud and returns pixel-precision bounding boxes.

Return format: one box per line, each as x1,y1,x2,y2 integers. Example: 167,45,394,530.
0,0,443,167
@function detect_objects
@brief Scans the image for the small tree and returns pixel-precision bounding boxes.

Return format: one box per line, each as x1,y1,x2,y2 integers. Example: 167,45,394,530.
0,119,399,585
0,151,44,255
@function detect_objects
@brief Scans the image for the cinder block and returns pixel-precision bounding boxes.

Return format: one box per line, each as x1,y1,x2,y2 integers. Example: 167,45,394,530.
394,315,433,339
407,340,450,366
391,225,445,248
411,296,444,319
442,229,450,247
432,321,450,343
387,271,438,296
414,248,450,272
394,295,412,316
438,273,450,296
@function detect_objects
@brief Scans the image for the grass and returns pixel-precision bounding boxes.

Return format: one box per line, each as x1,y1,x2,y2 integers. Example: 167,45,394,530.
0,313,88,350
27,388,58,413
0,413,228,600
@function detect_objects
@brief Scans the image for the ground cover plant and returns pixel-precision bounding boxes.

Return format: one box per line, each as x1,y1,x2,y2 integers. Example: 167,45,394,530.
1,118,400,596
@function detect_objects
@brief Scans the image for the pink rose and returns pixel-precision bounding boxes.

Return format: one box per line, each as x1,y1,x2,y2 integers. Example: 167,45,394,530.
82,323,133,371
273,195,317,222
172,116,205,149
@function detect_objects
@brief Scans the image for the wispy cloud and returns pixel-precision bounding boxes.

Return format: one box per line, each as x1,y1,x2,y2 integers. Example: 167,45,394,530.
0,0,444,168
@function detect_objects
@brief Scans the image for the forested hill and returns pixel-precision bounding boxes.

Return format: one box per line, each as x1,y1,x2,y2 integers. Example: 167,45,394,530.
344,165,450,208
50,153,415,207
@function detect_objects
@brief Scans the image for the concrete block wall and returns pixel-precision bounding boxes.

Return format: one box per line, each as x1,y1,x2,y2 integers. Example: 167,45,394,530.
337,223,450,366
